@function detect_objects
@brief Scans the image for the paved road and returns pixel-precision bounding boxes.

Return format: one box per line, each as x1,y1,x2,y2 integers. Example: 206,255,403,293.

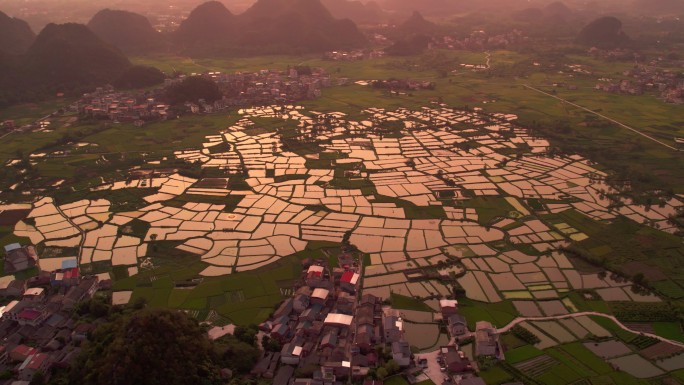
524,84,680,152
0,130,15,140
496,311,684,348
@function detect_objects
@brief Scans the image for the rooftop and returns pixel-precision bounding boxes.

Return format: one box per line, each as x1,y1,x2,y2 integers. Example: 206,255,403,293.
24,288,44,296
311,288,330,300
324,313,353,326
341,271,359,285
440,299,458,308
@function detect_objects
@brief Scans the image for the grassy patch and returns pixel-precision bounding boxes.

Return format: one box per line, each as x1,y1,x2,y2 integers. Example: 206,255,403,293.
504,345,544,364
390,293,434,312
384,376,410,385
463,197,517,225
458,299,518,329
559,342,613,375
479,365,514,384
653,322,684,343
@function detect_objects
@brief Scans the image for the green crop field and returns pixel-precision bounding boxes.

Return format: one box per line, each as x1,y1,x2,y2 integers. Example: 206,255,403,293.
504,345,544,364
390,293,435,312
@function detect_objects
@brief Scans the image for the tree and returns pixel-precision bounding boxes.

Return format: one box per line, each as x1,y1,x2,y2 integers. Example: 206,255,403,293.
164,76,222,105
70,309,223,385
376,367,388,380
213,334,261,373
384,359,399,375
30,371,46,385
233,325,258,346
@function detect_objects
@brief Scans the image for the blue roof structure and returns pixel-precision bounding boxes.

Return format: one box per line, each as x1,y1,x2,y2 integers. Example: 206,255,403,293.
3,243,21,253
61,259,78,269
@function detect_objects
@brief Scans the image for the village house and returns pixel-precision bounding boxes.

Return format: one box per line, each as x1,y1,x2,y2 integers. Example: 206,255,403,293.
273,298,293,319
382,314,403,343
391,341,412,367
3,244,38,274
22,288,45,302
305,265,326,288
293,289,311,314
18,353,50,381
440,345,473,374
10,345,37,362
0,277,27,298
0,345,8,364
62,277,99,310
439,299,458,317
311,288,330,306
334,291,355,315
447,314,468,337
339,272,359,293
475,321,502,358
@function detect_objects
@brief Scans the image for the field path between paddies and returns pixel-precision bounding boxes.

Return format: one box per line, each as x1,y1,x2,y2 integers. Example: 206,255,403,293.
497,311,684,348
54,203,86,263
523,84,681,152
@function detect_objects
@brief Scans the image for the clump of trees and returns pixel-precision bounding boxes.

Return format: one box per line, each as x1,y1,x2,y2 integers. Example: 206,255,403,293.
55,305,261,385
164,76,222,105
114,65,166,89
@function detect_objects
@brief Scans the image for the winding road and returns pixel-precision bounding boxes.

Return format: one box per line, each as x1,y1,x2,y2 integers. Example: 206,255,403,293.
496,311,684,348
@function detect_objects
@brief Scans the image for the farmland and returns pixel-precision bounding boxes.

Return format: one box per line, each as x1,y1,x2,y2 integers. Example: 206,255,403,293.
0,47,683,385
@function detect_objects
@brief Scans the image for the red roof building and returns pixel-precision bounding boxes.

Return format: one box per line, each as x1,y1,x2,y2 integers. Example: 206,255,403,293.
10,345,37,362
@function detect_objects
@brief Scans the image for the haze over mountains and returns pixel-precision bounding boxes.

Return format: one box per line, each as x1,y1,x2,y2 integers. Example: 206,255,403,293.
0,22,134,105
576,16,632,48
0,0,680,107
87,9,162,54
0,10,35,54
174,0,366,54
0,0,368,104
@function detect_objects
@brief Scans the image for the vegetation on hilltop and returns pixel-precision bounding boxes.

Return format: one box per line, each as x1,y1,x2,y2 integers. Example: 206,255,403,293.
53,301,261,385
320,0,386,24
0,23,131,106
576,16,632,48
174,1,235,53
87,9,162,54
164,76,222,105
0,10,35,55
174,0,367,55
397,11,440,37
113,65,166,89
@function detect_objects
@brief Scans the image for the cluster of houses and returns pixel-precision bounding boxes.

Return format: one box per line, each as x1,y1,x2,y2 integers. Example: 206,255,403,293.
429,30,526,51
249,249,503,385
251,254,366,385
323,50,385,61
73,65,334,125
435,300,504,385
75,86,171,125
371,79,436,91
170,67,330,112
1,244,105,384
587,47,639,61
595,66,684,104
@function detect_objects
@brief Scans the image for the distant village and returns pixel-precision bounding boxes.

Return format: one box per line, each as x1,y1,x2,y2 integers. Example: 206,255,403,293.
595,66,684,104
0,243,107,384
430,30,527,51
74,67,331,126
249,248,503,385
323,50,385,61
